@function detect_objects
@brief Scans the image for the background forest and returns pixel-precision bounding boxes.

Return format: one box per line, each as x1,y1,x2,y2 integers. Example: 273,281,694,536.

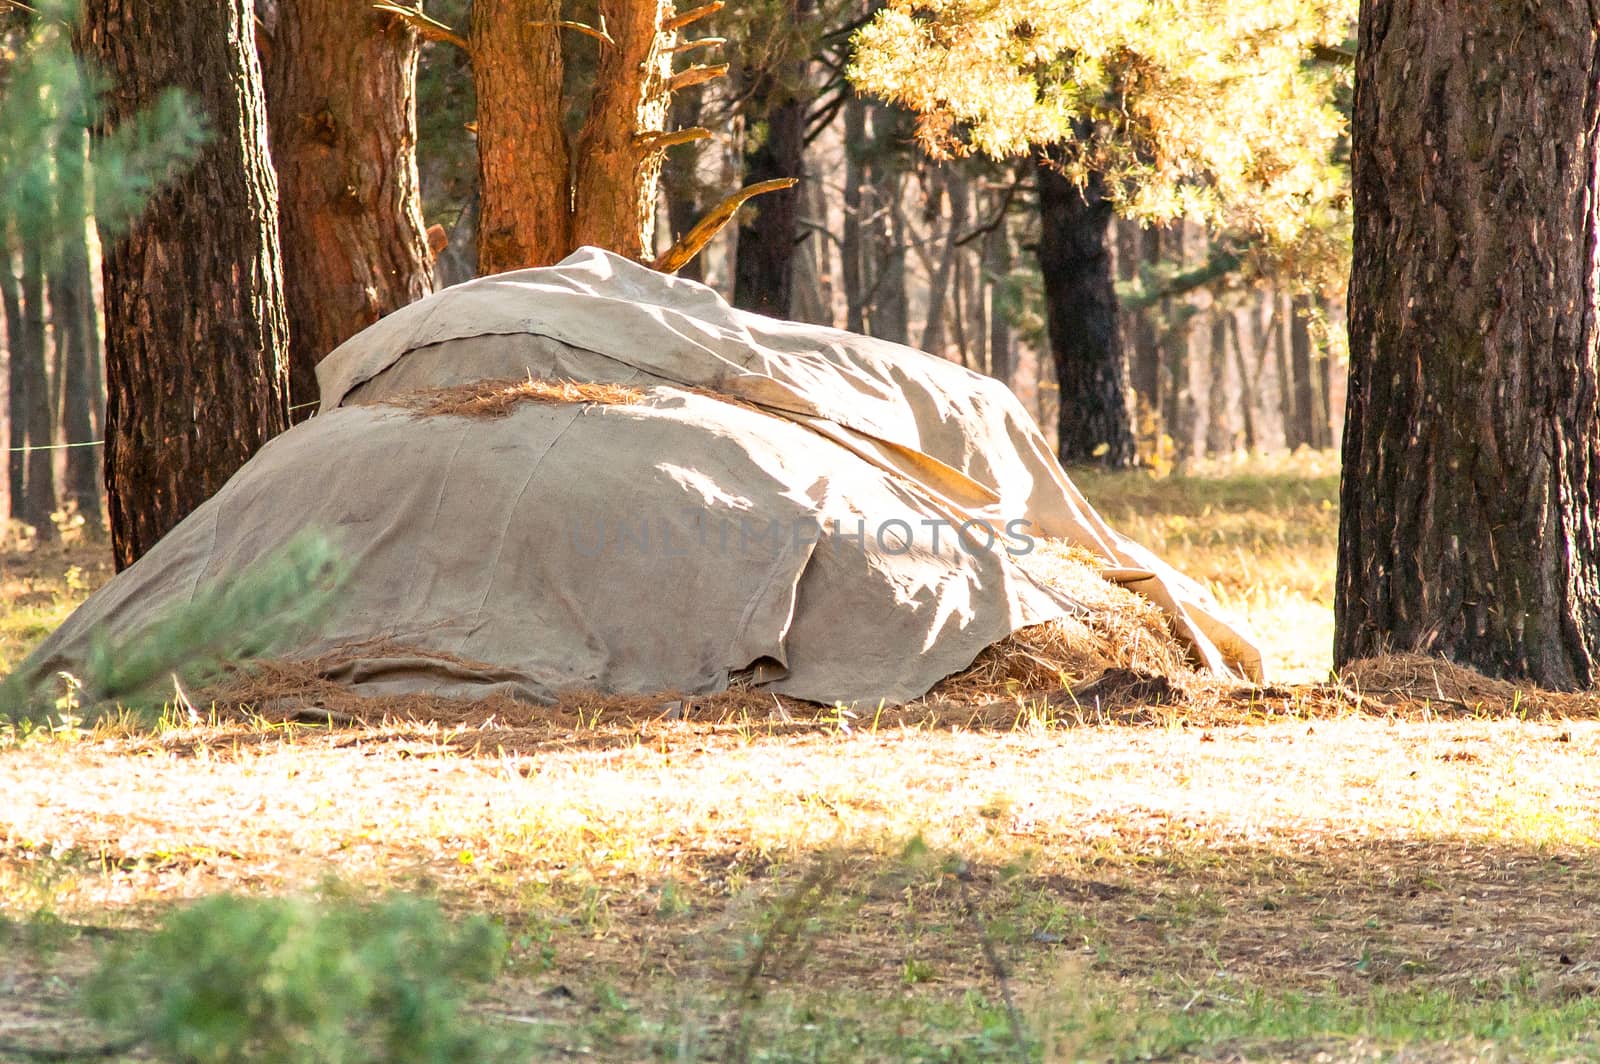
0,0,1351,545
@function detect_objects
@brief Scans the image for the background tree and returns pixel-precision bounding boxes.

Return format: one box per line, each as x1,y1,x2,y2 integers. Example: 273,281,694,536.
1,2,202,539
729,0,816,316
1335,1,1600,688
81,0,291,569
403,0,793,274
260,0,435,411
850,0,1352,466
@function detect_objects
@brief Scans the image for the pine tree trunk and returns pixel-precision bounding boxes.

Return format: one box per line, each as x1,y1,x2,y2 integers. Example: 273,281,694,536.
570,0,673,259
841,98,867,334
82,0,291,571
18,244,55,539
1289,294,1316,450
982,205,1013,387
1035,151,1135,468
662,90,706,283
471,0,570,272
264,0,434,411
59,161,105,531
1,243,25,518
1337,0,1600,687
732,0,811,317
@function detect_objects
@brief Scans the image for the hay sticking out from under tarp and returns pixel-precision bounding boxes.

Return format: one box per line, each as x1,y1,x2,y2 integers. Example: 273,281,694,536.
925,540,1194,703
1338,653,1600,717
388,376,645,420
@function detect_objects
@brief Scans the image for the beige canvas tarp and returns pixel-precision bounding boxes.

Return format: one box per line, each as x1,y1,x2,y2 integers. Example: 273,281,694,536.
23,248,1261,705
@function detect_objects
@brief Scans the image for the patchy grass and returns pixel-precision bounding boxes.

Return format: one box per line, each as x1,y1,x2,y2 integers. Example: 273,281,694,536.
1075,449,1340,683
5,452,1600,1062
0,530,112,676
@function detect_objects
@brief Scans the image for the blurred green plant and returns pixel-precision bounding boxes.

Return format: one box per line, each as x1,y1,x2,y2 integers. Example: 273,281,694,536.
0,0,206,258
0,529,347,722
81,891,516,1064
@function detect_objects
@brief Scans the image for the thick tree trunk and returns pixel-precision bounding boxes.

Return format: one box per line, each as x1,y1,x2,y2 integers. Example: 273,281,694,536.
1337,0,1600,687
471,0,569,272
1035,152,1136,468
82,0,291,571
571,0,673,258
264,0,434,411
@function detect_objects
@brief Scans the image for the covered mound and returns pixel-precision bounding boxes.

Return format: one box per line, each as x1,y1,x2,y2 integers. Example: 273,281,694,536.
24,249,1260,706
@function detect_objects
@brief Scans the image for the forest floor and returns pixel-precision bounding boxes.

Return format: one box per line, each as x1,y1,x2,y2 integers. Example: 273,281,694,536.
3,451,1600,1062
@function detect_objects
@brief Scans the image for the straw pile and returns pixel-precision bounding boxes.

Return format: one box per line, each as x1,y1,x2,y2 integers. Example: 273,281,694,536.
387,376,644,420
925,539,1193,704
1338,652,1600,717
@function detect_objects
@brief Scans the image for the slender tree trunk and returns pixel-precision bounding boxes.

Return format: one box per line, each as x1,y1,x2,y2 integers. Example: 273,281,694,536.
82,0,292,570
1230,306,1259,451
919,170,957,355
841,97,867,334
875,187,910,344
52,239,101,529
1289,294,1316,450
1337,0,1600,687
1034,150,1135,468
1205,308,1233,456
264,0,434,411
982,203,1013,386
471,0,569,272
1,242,25,517
732,0,811,316
18,244,56,539
662,90,706,283
1120,219,1160,436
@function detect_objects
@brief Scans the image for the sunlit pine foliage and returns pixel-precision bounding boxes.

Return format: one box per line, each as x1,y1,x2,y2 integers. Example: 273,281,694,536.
849,0,1355,283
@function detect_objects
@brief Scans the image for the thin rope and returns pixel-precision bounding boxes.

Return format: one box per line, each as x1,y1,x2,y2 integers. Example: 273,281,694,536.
4,401,322,453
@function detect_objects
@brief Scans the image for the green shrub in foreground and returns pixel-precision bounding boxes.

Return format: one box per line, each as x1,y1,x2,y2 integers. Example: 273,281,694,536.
83,892,516,1063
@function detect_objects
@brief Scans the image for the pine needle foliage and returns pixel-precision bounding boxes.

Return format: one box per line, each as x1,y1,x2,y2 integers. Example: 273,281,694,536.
0,0,206,258
82,892,515,1064
848,0,1355,282
0,530,347,721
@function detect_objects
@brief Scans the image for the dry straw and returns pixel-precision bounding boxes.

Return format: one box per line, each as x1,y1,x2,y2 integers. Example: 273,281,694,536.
387,376,645,420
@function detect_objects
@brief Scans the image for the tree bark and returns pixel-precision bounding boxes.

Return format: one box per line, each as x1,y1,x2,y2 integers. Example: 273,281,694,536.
570,0,674,259
17,243,55,538
983,204,1014,387
1035,151,1136,468
264,0,434,411
841,97,867,334
1,242,25,518
662,90,706,283
1337,0,1600,688
731,0,811,317
471,0,569,272
82,0,291,570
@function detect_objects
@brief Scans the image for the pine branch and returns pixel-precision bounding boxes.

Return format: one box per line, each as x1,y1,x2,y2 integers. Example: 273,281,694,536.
372,3,467,50
653,178,798,274
663,1,724,33
635,126,712,152
666,63,728,94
